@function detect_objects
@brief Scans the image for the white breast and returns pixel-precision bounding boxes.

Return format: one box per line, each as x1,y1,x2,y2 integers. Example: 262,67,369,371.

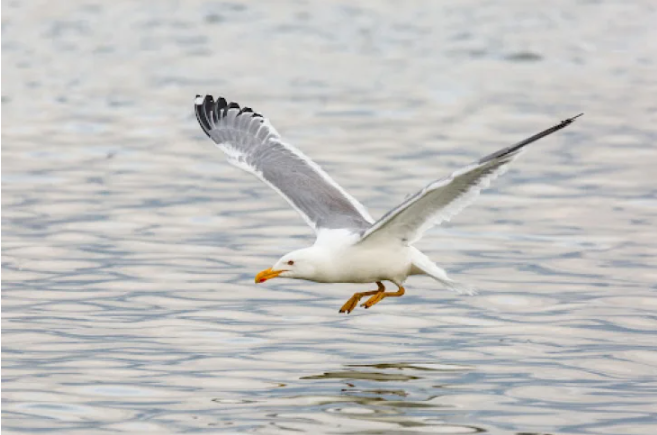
312,229,413,284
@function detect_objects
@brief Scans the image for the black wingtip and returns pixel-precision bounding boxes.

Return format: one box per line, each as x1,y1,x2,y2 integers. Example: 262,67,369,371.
194,95,265,137
563,113,584,124
478,112,583,164
194,95,214,137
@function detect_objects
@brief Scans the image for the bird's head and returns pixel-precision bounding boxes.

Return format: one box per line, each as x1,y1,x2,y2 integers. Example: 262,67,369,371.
255,248,321,283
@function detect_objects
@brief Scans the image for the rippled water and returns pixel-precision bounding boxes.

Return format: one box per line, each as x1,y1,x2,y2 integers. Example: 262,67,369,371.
3,1,657,434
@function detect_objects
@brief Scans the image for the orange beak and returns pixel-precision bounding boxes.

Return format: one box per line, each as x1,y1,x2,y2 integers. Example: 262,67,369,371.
255,267,284,283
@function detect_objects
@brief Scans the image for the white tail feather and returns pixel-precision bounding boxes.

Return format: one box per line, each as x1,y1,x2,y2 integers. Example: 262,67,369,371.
437,277,478,296
410,248,478,295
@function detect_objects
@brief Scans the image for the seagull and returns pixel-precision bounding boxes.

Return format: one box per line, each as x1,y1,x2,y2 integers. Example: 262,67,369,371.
194,95,582,313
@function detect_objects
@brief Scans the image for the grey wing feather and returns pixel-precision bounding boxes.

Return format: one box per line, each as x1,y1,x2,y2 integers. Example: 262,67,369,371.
194,95,374,233
359,114,583,245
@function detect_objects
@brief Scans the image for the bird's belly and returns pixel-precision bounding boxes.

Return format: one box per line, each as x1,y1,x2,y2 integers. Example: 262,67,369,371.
319,245,413,284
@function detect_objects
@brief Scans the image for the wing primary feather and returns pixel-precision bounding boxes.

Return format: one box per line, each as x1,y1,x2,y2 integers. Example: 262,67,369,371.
211,98,221,125
194,95,214,137
479,113,583,164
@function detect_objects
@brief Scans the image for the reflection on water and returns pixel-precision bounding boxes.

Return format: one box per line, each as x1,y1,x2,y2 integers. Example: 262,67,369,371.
301,363,482,433
3,0,657,434
304,371,422,382
216,362,486,433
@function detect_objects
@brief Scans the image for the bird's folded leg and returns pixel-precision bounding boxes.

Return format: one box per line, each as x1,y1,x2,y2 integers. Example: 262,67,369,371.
361,285,405,309
339,282,385,314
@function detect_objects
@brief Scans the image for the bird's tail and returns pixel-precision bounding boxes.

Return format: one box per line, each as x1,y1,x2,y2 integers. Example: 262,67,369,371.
410,248,478,295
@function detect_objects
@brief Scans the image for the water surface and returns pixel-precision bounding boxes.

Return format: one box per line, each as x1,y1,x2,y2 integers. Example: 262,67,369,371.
3,1,657,434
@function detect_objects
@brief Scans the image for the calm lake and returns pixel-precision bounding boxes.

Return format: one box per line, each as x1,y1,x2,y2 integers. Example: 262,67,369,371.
2,1,657,434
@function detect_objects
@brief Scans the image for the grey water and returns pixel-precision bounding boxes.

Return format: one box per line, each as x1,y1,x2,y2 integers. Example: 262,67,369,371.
2,1,657,434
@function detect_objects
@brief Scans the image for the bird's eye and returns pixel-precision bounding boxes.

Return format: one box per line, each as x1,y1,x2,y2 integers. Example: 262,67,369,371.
287,260,294,266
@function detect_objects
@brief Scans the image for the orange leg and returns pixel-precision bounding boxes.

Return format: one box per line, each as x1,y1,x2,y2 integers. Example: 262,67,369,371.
361,284,405,309
339,282,385,314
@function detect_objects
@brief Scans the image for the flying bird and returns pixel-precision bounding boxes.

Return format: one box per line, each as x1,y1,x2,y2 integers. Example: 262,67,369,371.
194,95,581,313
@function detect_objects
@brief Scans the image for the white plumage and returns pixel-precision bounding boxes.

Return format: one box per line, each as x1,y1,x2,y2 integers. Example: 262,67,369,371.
195,95,581,313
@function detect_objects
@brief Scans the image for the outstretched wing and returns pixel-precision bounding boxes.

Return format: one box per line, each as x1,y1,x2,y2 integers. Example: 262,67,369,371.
194,95,373,233
358,114,583,245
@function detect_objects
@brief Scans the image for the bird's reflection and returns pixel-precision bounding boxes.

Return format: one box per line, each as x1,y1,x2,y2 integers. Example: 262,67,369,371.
301,369,420,382
299,362,486,433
